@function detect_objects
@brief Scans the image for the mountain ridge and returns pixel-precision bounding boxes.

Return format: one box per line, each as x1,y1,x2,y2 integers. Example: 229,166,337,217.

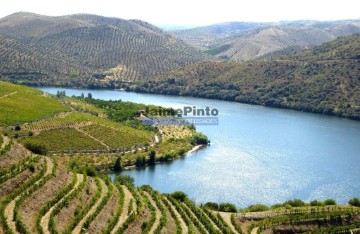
0,12,207,87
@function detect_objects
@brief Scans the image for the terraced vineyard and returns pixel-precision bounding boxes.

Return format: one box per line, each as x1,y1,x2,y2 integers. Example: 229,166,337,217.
1,126,360,234
1,82,360,233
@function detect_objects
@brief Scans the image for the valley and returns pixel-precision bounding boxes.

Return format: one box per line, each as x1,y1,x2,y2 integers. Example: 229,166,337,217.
1,10,360,233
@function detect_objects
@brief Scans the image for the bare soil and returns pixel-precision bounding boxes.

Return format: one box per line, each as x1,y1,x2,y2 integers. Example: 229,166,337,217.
162,196,188,234
160,199,177,234
88,184,119,233
0,143,29,170
0,169,34,198
54,176,97,233
73,179,108,234
19,163,72,233
110,185,135,234
123,205,151,234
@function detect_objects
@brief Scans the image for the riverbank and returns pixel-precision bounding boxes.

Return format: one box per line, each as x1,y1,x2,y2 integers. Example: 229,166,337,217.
119,144,207,171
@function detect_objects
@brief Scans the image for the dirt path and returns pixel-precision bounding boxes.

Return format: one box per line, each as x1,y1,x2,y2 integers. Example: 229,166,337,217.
251,227,259,234
1,136,9,149
75,128,110,149
40,173,84,234
218,212,239,234
0,91,17,99
162,197,188,234
4,157,53,233
72,178,108,234
110,186,135,234
143,191,161,234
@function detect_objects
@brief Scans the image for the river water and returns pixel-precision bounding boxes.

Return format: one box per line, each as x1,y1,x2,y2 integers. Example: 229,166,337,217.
40,87,360,207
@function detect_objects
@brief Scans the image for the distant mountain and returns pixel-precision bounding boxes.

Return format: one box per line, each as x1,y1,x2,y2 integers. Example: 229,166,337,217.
172,20,360,61
132,34,360,120
0,12,207,87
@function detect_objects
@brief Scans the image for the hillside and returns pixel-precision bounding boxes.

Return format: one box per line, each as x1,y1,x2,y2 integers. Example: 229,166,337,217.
0,12,207,87
1,82,360,234
172,20,360,60
131,34,360,120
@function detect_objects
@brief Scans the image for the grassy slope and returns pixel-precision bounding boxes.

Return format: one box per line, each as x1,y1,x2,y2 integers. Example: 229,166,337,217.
0,81,69,126
133,34,360,120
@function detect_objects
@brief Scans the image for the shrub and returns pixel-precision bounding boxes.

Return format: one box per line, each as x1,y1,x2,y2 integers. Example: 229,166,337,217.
15,125,21,131
349,197,360,207
171,191,188,202
24,142,47,155
284,199,305,207
219,203,237,212
115,175,135,186
310,200,323,206
204,202,219,210
190,133,209,145
114,157,122,172
84,166,97,176
324,199,336,205
248,204,269,212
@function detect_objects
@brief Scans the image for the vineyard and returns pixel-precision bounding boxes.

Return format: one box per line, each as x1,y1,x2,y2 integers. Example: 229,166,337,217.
1,142,359,234
0,81,69,126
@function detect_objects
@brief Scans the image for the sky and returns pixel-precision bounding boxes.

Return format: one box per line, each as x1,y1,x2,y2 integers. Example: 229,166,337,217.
1,0,359,27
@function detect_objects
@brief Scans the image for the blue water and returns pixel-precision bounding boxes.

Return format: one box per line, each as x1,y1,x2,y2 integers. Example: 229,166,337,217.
40,87,360,207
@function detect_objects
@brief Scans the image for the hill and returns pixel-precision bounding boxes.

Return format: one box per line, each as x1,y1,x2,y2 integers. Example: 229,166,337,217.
131,34,360,120
0,83,360,234
172,20,360,60
0,12,207,87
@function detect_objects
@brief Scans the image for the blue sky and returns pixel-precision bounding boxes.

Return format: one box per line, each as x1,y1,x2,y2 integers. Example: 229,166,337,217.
1,0,359,27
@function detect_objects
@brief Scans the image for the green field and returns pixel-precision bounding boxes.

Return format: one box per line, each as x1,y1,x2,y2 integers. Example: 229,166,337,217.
80,124,153,149
20,128,107,152
0,81,69,126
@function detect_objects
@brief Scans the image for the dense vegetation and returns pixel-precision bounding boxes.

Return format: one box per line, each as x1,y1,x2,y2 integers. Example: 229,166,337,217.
132,34,360,120
0,12,207,87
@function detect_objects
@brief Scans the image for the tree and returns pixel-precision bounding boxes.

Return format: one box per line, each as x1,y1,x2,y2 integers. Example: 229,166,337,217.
171,191,188,202
115,175,134,186
219,203,237,212
349,197,360,207
87,93,92,99
135,155,146,167
81,92,85,99
149,150,156,165
324,199,336,205
114,157,122,172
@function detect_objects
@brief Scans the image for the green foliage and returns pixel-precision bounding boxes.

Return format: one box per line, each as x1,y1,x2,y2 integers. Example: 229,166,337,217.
310,199,324,206
114,157,122,172
349,197,360,207
135,155,147,167
148,150,156,166
284,199,305,207
0,82,69,125
115,175,135,187
190,132,209,145
324,199,337,205
247,204,269,212
23,141,48,155
171,191,188,202
203,202,219,211
219,203,237,212
20,128,107,153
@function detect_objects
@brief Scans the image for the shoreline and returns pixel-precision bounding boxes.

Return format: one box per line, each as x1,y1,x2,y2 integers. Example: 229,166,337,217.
109,144,207,172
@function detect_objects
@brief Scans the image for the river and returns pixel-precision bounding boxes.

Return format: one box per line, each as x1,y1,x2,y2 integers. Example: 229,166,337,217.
39,87,360,207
